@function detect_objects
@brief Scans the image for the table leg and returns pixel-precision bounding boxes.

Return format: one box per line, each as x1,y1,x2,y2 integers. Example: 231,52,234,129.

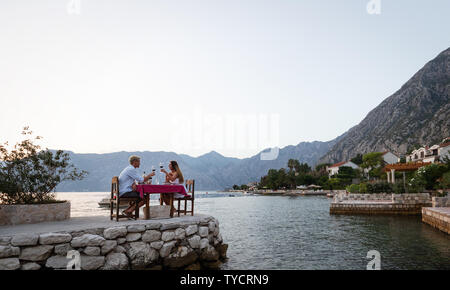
170,194,174,218
144,194,150,220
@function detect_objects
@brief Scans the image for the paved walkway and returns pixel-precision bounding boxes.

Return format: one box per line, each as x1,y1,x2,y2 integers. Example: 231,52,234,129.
0,214,209,237
335,200,393,204
426,207,450,216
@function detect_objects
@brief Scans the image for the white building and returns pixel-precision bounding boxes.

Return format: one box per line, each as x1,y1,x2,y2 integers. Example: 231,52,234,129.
439,141,450,160
406,138,450,163
326,161,359,177
381,151,399,164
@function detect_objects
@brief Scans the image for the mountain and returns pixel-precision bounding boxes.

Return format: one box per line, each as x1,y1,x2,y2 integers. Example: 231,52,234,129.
55,139,337,192
319,47,450,164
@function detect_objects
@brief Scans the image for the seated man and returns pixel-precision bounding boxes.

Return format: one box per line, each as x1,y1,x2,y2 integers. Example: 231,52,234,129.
119,155,154,218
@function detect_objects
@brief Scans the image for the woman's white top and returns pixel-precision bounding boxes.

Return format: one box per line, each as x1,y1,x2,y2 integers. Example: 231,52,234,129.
169,177,186,198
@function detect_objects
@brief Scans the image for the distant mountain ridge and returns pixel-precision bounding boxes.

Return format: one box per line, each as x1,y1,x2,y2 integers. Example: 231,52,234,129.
319,47,450,164
56,139,338,192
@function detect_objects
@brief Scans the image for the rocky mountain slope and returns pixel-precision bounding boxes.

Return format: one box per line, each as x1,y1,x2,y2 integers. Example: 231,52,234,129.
319,47,450,164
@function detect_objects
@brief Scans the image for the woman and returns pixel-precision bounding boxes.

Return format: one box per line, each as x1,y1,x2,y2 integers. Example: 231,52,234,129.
160,160,185,205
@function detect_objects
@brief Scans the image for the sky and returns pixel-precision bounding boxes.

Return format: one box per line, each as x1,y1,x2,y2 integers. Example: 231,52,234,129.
1,0,449,158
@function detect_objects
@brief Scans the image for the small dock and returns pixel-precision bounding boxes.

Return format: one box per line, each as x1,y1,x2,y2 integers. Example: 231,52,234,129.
422,207,450,235
329,193,431,215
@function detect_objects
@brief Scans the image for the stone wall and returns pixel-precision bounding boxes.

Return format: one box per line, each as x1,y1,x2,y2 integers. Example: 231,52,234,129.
333,193,430,204
422,207,450,235
333,193,392,203
0,215,227,270
330,193,431,215
330,203,427,215
432,197,450,207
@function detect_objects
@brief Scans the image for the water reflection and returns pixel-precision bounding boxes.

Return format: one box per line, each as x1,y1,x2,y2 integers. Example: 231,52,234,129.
57,193,450,270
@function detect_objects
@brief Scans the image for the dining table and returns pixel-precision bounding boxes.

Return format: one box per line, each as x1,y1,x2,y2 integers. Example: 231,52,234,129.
135,184,189,219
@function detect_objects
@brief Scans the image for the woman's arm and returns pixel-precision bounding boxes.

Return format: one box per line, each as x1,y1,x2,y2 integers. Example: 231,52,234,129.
166,172,178,182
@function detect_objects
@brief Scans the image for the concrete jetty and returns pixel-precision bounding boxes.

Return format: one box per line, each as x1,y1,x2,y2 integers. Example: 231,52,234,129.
421,197,450,235
330,193,431,215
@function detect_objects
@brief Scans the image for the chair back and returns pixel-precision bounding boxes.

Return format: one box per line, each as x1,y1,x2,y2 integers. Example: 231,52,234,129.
111,176,119,199
185,179,195,198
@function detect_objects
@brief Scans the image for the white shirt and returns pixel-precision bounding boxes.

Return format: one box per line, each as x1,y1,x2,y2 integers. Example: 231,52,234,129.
118,165,143,196
166,176,188,198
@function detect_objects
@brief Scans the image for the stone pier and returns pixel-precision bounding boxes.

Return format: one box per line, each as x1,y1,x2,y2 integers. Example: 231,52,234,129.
330,193,431,215
0,214,227,270
422,208,450,235
421,197,450,235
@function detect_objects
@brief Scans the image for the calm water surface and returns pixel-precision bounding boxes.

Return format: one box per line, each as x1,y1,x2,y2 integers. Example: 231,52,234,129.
57,192,450,270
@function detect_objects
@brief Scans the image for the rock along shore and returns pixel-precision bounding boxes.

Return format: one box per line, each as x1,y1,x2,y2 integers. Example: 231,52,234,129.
0,214,227,270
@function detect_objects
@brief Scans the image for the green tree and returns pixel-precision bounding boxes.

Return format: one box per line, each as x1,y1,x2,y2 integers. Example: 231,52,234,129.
440,171,450,189
0,127,87,205
351,154,363,166
287,159,296,172
409,163,447,190
337,166,357,179
315,163,330,172
295,162,311,174
361,152,384,179
327,178,342,190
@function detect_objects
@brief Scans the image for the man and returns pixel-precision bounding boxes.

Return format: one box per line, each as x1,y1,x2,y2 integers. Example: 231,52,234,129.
119,155,155,217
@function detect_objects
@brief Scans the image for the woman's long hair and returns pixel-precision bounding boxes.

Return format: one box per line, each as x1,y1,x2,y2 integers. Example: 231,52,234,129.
170,160,184,183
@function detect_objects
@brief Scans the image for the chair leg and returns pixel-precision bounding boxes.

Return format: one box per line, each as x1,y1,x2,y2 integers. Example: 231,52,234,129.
184,199,187,215
177,200,180,217
110,201,113,220
170,195,174,218
116,200,119,222
135,198,139,220
191,200,194,216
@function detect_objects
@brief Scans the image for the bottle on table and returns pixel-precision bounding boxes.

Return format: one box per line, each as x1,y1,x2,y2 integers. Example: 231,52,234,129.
159,162,165,184
153,165,159,185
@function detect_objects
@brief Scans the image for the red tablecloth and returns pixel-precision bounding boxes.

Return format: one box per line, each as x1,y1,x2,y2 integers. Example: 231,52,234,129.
136,184,189,199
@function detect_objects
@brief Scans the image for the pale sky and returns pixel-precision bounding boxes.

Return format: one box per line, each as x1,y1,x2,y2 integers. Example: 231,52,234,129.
1,0,449,158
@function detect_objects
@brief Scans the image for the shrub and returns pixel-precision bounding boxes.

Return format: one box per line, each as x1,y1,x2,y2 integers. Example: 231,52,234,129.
0,127,87,204
439,171,450,189
393,183,406,194
364,181,393,193
409,164,447,190
346,184,360,193
359,183,368,193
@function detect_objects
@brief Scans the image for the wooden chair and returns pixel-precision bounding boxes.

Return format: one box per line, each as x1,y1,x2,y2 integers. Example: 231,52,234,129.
110,176,140,221
174,179,195,216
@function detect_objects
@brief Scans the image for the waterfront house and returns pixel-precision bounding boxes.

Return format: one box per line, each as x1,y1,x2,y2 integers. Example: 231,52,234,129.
326,161,359,177
406,137,450,163
381,151,399,164
246,182,258,191
439,141,450,160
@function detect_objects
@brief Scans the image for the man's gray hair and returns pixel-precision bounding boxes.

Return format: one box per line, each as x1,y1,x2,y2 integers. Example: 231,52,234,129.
129,155,141,164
